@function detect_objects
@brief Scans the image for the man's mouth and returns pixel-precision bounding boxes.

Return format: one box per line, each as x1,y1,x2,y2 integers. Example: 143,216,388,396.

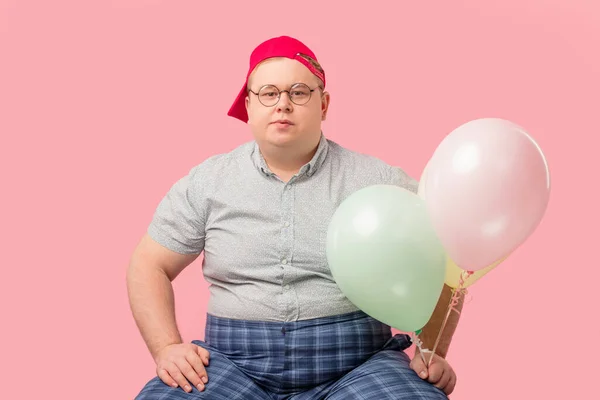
272,120,293,125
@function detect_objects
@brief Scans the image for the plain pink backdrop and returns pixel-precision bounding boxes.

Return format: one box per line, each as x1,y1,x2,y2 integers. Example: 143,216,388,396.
1,0,598,398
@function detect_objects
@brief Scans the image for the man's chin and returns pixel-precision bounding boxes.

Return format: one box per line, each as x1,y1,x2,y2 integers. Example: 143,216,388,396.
266,132,298,147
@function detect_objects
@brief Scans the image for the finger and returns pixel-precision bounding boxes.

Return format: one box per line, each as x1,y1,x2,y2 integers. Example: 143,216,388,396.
176,358,204,392
186,352,209,388
427,361,445,384
195,345,210,366
410,353,429,379
431,367,451,392
157,368,179,389
167,363,193,393
445,372,457,395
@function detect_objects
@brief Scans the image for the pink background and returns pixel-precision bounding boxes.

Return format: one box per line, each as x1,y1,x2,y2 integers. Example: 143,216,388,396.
1,0,598,398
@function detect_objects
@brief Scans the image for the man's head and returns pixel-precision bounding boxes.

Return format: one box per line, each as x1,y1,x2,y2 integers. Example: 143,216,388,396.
228,36,330,151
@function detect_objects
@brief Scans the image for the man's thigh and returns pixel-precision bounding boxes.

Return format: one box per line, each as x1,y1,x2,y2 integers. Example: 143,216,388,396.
325,347,448,400
134,342,272,400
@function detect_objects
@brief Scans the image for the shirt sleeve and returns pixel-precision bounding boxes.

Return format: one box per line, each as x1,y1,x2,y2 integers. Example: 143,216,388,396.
386,164,420,194
147,165,206,255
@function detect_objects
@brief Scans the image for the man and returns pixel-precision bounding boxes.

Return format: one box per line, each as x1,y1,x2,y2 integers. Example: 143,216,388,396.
128,35,461,399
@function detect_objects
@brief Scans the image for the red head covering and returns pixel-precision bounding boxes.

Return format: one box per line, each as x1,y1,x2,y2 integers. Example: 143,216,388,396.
227,36,326,123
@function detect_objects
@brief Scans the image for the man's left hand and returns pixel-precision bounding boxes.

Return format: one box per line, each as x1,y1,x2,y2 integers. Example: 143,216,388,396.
410,352,456,396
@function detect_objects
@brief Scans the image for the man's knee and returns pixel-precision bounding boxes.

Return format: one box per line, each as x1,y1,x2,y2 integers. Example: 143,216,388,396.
134,349,273,400
325,351,448,399
135,376,195,399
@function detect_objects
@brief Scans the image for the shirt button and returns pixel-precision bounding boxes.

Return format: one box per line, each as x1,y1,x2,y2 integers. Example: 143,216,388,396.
285,284,290,290
284,221,290,227
282,259,288,265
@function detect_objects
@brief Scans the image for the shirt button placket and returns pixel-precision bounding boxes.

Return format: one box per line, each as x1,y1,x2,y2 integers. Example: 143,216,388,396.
281,182,295,321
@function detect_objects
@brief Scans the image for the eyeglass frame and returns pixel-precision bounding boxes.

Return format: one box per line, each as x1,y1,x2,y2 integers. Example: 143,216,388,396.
247,82,324,107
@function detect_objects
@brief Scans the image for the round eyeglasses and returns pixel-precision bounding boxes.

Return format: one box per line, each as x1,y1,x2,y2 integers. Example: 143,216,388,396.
248,83,321,107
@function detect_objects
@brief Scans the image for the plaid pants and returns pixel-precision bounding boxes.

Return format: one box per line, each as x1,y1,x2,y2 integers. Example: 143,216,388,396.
135,311,447,399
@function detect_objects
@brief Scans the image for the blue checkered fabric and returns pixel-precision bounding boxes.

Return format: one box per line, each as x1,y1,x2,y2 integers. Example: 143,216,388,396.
135,311,448,399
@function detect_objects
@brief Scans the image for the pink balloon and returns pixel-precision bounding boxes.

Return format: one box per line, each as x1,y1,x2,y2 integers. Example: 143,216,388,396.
422,118,551,271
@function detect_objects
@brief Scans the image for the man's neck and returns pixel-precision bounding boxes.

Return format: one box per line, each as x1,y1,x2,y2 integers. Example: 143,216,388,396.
260,143,318,182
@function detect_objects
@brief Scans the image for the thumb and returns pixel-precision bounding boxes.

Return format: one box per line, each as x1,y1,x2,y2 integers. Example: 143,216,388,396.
410,352,429,380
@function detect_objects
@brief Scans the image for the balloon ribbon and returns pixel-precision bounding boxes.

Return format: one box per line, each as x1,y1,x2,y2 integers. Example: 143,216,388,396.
412,270,472,367
427,270,472,367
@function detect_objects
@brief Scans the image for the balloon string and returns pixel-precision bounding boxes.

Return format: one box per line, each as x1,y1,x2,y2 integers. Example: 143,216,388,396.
410,331,431,366
427,269,472,367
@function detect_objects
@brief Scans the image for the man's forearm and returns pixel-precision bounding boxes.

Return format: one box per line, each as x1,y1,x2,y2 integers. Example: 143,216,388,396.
418,283,464,359
126,263,183,360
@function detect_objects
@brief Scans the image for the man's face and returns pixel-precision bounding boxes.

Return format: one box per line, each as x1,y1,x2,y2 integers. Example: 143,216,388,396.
245,57,330,151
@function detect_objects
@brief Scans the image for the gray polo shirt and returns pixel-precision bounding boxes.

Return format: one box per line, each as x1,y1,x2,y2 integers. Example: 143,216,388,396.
148,134,418,322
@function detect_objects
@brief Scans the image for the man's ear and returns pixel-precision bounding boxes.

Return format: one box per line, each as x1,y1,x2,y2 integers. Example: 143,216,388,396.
321,91,330,121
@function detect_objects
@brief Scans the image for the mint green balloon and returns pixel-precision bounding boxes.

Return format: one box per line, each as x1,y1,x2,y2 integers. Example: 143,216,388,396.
326,184,446,332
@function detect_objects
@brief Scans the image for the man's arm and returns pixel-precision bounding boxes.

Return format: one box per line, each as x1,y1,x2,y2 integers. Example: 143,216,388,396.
387,168,460,394
127,233,212,393
126,233,199,359
419,283,464,359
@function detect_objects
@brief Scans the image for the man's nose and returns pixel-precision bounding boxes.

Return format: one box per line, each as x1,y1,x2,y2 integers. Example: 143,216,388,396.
277,91,293,111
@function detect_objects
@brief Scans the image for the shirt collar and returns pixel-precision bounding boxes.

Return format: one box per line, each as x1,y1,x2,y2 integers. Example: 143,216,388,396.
251,133,329,178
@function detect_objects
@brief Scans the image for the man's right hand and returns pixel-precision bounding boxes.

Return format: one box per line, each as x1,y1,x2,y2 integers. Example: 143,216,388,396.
154,343,210,393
